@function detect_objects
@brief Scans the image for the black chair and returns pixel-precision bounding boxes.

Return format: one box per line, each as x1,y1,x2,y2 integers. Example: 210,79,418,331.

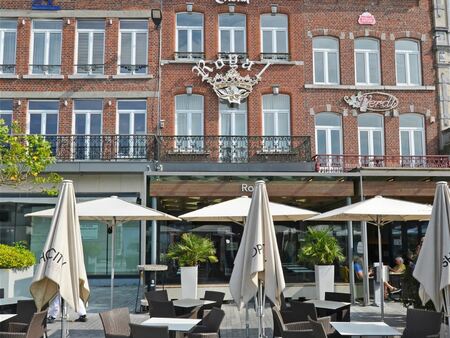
129,324,169,338
271,307,313,338
324,292,351,321
188,308,225,338
402,308,441,338
198,291,225,318
290,301,334,335
0,289,3,299
148,300,176,318
7,300,38,333
145,290,169,302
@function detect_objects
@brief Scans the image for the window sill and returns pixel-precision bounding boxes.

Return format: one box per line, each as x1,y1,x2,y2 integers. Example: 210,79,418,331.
257,151,297,155
0,74,19,79
111,74,154,79
254,60,304,66
68,74,109,80
167,151,210,156
304,84,436,91
23,74,64,79
162,59,209,65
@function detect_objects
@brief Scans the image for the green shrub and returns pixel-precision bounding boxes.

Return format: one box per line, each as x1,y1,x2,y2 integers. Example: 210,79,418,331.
298,227,345,266
166,233,218,267
0,242,36,269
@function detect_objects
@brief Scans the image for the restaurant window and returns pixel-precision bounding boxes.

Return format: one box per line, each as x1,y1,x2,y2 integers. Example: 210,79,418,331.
395,39,421,86
119,20,148,74
31,20,62,74
0,99,13,131
176,13,204,60
74,100,102,160
219,14,246,57
354,38,380,85
399,113,425,159
262,94,290,152
117,100,146,158
0,19,17,74
76,20,105,75
175,94,204,152
260,14,288,61
220,100,248,162
28,100,59,154
313,37,339,85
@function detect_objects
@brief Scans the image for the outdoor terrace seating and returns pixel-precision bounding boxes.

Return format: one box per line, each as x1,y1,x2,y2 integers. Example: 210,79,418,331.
0,310,47,338
129,324,169,338
99,307,131,338
187,307,225,338
401,308,441,338
271,307,313,338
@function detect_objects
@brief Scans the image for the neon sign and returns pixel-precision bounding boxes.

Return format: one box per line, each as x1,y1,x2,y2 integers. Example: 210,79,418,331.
32,0,61,10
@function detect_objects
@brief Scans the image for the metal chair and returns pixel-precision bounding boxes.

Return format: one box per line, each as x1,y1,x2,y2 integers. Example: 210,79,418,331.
188,308,225,338
0,310,47,338
7,300,38,332
290,301,334,335
129,324,169,338
402,308,441,338
307,317,328,338
99,307,131,338
324,292,351,321
148,300,176,318
271,307,313,338
145,290,169,302
198,291,225,318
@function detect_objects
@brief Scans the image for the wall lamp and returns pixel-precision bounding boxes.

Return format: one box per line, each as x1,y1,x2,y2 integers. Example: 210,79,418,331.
272,85,280,95
151,8,162,28
186,85,193,95
186,2,194,13
228,3,236,13
271,4,278,15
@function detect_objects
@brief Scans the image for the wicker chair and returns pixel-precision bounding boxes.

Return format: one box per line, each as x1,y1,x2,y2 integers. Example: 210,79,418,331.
148,301,176,318
307,317,328,338
7,300,38,333
129,324,169,338
271,307,313,338
402,308,441,338
99,307,131,338
324,292,351,322
187,308,225,338
145,290,169,303
198,291,225,318
0,310,47,338
290,301,334,335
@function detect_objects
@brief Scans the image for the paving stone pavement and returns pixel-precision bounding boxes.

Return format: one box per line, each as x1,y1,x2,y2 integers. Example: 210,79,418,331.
46,285,407,338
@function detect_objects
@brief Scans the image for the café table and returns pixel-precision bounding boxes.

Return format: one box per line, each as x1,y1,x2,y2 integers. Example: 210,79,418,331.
0,297,32,307
0,314,16,323
331,321,401,337
141,317,201,332
304,299,351,311
173,299,216,308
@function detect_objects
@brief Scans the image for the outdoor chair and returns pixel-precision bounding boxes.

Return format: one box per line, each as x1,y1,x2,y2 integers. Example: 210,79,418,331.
0,310,47,338
129,323,169,338
7,300,38,332
148,300,176,318
198,291,225,318
145,290,170,303
99,307,131,338
0,289,3,299
307,317,328,338
271,307,313,338
401,308,441,338
324,292,351,321
188,307,225,338
290,301,335,335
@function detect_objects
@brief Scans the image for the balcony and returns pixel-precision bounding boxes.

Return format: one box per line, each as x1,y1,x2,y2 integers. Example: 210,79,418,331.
260,53,290,61
76,64,105,75
29,64,61,75
313,154,450,173
0,64,15,74
174,52,205,60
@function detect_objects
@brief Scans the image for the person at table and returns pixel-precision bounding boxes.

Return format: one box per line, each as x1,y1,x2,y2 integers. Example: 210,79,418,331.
389,256,406,274
353,257,373,280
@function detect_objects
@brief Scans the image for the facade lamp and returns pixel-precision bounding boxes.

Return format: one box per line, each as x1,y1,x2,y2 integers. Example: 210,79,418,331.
186,2,194,13
186,85,193,95
272,85,280,95
151,9,162,28
271,4,278,15
228,3,236,13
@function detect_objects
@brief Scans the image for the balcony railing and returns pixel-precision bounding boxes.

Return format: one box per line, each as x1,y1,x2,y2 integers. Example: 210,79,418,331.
30,64,61,75
313,154,450,173
76,64,105,75
174,52,205,60
118,64,148,74
0,64,15,74
260,53,290,61
217,52,248,60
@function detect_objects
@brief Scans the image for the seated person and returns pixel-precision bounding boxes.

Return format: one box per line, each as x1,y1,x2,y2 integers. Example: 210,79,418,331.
353,257,373,280
389,256,406,274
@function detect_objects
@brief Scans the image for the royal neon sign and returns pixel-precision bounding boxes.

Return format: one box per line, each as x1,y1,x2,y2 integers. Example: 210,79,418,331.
344,92,399,112
32,0,61,10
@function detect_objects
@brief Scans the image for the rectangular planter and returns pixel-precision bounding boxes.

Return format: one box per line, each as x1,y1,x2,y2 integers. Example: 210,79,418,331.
0,266,34,298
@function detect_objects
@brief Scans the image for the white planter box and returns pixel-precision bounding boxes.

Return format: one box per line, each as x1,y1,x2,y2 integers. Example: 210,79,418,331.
314,265,335,300
0,266,34,298
181,266,198,299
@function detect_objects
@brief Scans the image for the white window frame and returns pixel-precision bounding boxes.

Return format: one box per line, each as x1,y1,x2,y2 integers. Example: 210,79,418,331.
27,101,59,134
116,101,147,135
354,38,381,85
175,12,204,58
262,95,290,137
75,21,105,75
357,113,384,157
0,100,13,130
395,39,421,86
399,113,426,157
219,103,248,136
30,20,62,75
73,102,103,135
175,94,204,152
118,21,148,75
218,14,246,54
260,14,288,55
313,37,340,85
0,20,17,74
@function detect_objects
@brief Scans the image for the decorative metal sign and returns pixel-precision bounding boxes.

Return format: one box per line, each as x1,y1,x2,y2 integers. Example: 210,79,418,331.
215,0,249,4
344,92,398,112
358,12,376,25
192,54,270,104
32,0,61,10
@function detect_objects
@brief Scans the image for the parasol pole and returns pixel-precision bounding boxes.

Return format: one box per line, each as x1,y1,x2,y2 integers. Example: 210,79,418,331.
256,280,265,338
61,297,68,338
377,222,385,321
110,218,116,309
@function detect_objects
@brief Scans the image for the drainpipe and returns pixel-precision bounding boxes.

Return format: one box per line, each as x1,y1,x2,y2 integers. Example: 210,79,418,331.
439,71,448,151
141,173,147,266
359,172,370,306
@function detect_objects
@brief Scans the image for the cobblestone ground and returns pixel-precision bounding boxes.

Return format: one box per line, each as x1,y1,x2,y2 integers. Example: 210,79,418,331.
46,285,407,338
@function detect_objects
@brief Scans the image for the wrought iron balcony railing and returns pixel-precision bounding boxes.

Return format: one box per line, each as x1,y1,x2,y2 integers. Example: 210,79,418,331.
174,52,205,60
0,64,15,74
260,53,291,61
313,154,450,173
118,64,148,74
76,64,105,75
217,52,248,60
30,64,61,75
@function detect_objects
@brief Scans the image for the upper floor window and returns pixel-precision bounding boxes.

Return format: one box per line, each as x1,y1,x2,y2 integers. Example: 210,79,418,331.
176,13,204,60
0,19,17,74
313,37,339,85
395,40,421,86
358,113,384,157
399,113,425,157
76,20,105,75
260,14,288,61
28,100,59,135
31,20,62,75
354,38,380,85
315,113,342,155
262,94,290,152
219,14,246,57
119,20,148,75
73,99,103,160
0,99,13,131
175,94,204,152
117,100,147,158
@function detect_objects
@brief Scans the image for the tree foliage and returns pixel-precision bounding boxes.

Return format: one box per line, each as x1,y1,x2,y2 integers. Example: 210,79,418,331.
0,119,62,195
0,241,36,270
166,233,218,267
298,227,345,266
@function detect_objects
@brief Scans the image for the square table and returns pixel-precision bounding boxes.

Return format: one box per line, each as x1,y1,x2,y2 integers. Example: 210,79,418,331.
331,321,401,337
0,297,32,307
173,299,216,308
141,317,201,332
0,314,17,323
304,299,351,311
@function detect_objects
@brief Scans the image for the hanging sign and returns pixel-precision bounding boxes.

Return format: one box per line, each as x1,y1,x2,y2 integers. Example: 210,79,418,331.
344,91,399,112
32,0,61,10
192,54,270,104
215,0,249,3
358,12,376,25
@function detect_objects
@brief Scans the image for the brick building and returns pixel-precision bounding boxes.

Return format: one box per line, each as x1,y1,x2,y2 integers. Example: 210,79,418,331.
0,0,449,287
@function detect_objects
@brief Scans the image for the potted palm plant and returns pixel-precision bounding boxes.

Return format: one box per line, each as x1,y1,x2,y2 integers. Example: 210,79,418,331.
166,233,218,299
298,227,344,300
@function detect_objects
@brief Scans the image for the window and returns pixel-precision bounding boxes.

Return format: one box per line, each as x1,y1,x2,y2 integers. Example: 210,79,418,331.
0,19,17,74
395,40,421,86
313,37,339,85
28,100,59,154
358,114,384,166
76,21,105,75
119,21,148,74
315,113,342,170
175,94,204,152
219,14,246,57
220,100,247,162
74,100,102,160
117,100,146,158
31,20,62,74
262,94,290,152
260,14,288,60
400,113,425,158
354,38,380,85
176,13,204,59
0,99,13,131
